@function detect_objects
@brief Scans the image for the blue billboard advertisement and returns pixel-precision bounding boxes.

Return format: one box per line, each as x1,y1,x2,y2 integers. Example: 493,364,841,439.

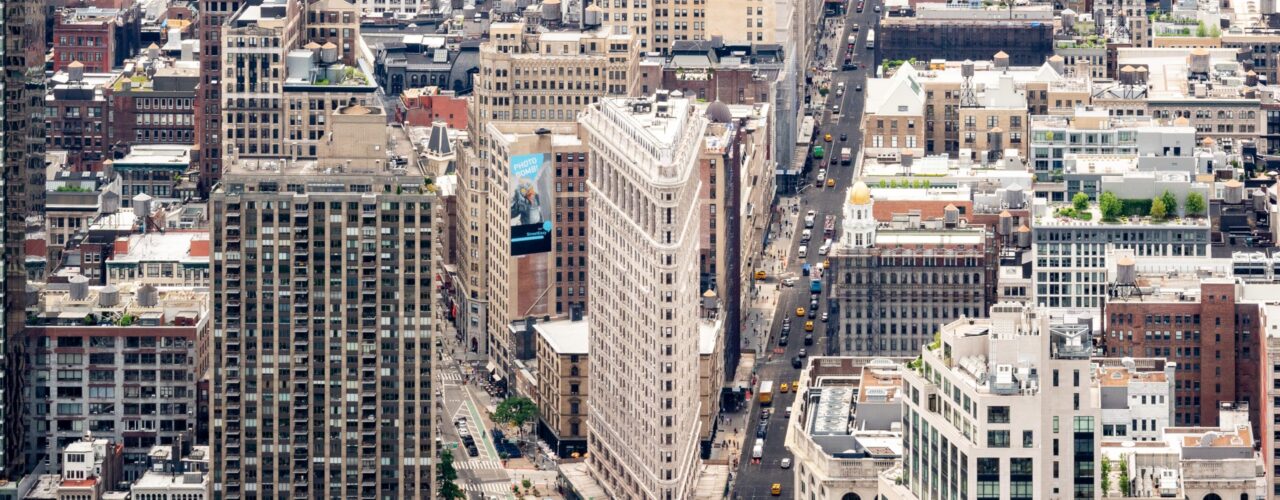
510,153,553,256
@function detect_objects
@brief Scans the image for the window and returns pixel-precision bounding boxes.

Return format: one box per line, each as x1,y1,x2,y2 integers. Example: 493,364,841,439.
1023,430,1034,448
988,406,1010,423
988,430,1011,448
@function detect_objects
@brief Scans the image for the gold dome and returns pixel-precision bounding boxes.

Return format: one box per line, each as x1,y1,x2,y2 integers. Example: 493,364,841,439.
849,181,872,205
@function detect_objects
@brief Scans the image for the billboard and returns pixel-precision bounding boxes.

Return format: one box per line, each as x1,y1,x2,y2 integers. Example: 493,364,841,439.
510,153,553,256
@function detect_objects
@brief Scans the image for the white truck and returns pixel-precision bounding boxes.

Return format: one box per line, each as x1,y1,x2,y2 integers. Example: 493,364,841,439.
752,440,765,459
840,147,852,165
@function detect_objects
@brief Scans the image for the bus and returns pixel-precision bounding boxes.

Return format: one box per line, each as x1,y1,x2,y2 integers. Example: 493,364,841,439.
759,381,775,405
866,29,876,50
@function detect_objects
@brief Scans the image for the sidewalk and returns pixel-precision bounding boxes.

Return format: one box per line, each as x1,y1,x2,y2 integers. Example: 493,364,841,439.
743,196,802,356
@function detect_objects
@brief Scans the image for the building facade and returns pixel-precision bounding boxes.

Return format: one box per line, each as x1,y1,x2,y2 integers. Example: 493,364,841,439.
890,302,1101,500
1103,275,1263,428
828,182,996,356
2,0,47,476
580,94,706,499
21,283,205,480
208,106,437,499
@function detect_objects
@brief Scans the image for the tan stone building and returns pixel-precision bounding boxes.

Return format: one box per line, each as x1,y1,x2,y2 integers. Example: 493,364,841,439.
220,0,374,162
460,23,638,383
863,57,1084,162
479,122,592,385
597,0,792,52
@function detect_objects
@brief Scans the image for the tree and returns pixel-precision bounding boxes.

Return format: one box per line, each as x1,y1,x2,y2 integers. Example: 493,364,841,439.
1160,190,1178,217
1185,192,1206,216
1150,197,1167,220
1072,192,1089,211
1196,21,1208,37
1101,456,1112,494
493,396,539,440
437,449,464,498
1099,191,1123,221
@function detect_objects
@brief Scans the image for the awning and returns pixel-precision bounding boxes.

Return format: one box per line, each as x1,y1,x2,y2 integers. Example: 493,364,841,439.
485,362,496,372
492,373,504,382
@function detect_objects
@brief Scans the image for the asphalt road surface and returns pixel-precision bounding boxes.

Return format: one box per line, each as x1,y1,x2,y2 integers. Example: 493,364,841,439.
732,0,880,497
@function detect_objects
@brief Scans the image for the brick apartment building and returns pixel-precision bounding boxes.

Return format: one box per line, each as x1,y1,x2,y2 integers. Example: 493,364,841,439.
1102,276,1263,431
103,61,199,153
52,7,142,72
48,65,113,171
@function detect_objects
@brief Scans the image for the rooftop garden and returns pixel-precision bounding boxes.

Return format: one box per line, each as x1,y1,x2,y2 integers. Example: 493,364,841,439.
54,185,91,193
881,57,918,75
111,74,152,91
877,178,934,189
313,67,371,86
1053,190,1206,223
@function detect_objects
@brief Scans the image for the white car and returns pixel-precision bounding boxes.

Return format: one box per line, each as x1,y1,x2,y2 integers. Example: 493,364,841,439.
832,104,840,114
818,243,831,256
782,277,797,287
798,246,808,259
800,229,812,243
780,458,792,469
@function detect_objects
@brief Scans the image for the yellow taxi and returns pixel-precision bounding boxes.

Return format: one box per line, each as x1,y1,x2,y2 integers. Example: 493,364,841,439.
780,383,789,393
824,133,833,142
823,259,831,268
754,270,767,280
826,177,836,187
804,320,814,332
772,483,782,496
796,307,806,317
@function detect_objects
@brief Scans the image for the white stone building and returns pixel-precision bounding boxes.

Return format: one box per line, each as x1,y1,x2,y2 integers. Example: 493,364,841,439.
579,92,708,500
879,302,1102,500
784,357,905,500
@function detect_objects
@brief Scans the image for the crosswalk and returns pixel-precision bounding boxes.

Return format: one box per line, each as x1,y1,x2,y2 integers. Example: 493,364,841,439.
439,371,464,382
464,481,513,494
455,459,504,470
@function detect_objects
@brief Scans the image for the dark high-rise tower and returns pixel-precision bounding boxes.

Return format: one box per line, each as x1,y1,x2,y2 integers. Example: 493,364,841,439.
1,0,46,478
194,0,241,195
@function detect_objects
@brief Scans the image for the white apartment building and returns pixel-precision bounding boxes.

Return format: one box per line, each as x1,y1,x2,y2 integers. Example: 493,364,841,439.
1029,198,1211,313
881,302,1101,500
1095,359,1177,443
579,92,707,500
784,357,905,500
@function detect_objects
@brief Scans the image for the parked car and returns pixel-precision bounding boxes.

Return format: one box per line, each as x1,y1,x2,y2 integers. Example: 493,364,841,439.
792,356,803,368
780,458,793,469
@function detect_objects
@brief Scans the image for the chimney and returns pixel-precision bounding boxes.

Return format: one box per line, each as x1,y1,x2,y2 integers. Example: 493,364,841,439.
114,236,130,255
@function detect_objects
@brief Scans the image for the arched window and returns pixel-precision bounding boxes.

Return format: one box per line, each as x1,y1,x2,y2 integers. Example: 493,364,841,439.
1202,494,1222,500
841,494,862,500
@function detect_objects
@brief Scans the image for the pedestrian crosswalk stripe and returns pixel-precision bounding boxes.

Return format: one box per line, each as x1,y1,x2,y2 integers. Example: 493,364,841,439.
440,372,463,382
464,481,513,493
456,459,503,470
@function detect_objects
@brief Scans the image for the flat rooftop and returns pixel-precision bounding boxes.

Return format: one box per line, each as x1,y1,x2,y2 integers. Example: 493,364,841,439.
876,229,986,247
108,232,209,264
535,318,589,355
1095,365,1169,387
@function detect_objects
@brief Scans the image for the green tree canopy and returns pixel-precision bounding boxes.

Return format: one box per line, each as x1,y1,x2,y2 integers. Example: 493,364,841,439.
1185,192,1206,215
1099,192,1123,221
1150,197,1167,220
1160,190,1178,217
1072,192,1089,211
437,449,464,498
493,396,539,431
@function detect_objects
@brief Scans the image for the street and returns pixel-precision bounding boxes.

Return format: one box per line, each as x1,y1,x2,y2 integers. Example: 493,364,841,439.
437,323,539,500
732,0,880,496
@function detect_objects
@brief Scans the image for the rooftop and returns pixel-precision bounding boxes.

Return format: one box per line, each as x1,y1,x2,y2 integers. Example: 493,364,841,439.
1095,365,1169,387
107,232,209,265
535,318,589,355
132,470,207,490
113,145,193,167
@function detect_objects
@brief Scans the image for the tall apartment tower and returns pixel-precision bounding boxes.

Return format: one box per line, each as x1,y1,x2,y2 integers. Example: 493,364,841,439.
458,23,636,382
1,0,46,478
208,105,436,499
579,93,707,499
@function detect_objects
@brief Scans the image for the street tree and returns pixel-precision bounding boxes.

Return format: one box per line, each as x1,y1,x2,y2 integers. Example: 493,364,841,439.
494,396,539,440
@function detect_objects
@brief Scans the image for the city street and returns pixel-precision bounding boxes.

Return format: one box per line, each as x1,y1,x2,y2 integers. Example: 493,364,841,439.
437,325,520,500
732,0,881,496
